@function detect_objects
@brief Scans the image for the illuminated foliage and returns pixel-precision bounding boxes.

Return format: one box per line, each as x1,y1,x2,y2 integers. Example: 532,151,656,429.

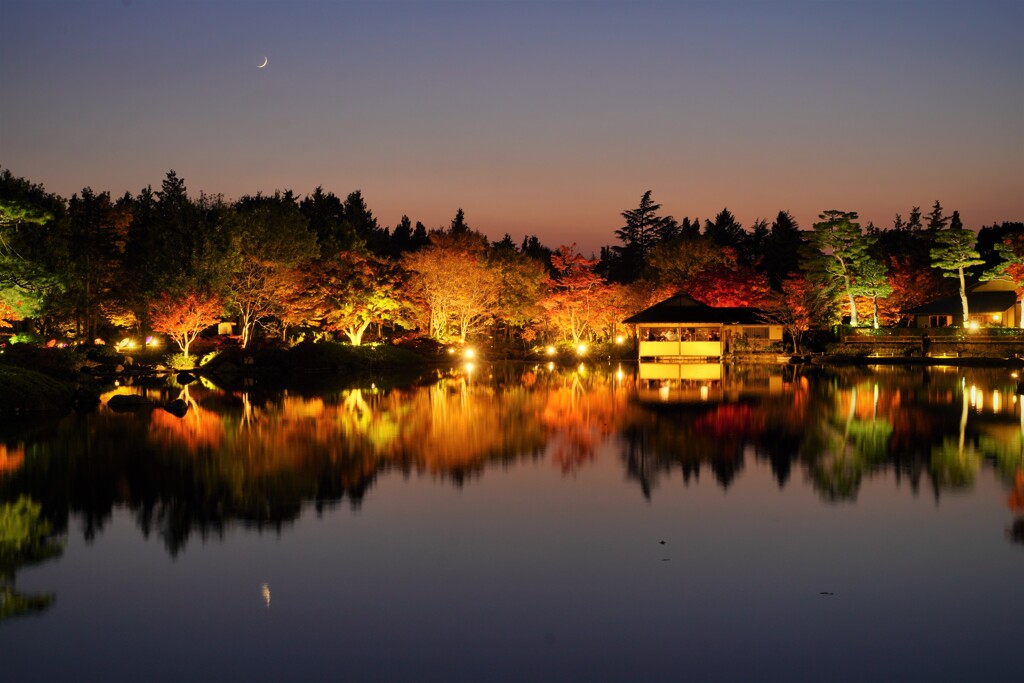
0,169,61,329
403,229,499,342
487,243,547,342
759,274,830,353
808,210,874,327
853,258,892,329
149,289,223,359
931,223,985,323
223,192,318,348
541,245,618,344
683,263,770,308
320,251,408,346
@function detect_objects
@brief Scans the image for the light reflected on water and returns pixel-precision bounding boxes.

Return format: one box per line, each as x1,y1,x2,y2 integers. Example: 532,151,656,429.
1,362,1021,681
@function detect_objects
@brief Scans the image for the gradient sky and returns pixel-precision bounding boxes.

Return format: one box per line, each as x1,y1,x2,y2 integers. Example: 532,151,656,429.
2,0,1022,255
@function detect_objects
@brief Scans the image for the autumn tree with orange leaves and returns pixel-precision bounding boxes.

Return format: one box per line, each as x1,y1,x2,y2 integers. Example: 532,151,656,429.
684,263,770,308
403,230,499,343
541,245,619,344
149,290,223,359
759,274,830,354
322,251,408,345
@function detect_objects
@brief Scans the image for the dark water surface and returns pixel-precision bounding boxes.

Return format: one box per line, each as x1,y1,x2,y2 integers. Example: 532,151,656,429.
1,363,1021,682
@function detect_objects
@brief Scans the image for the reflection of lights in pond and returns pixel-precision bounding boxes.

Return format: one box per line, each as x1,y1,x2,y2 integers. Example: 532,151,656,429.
659,383,670,401
261,582,271,608
547,362,554,372
577,363,586,376
616,365,625,382
700,385,709,401
465,362,475,374
992,390,1001,414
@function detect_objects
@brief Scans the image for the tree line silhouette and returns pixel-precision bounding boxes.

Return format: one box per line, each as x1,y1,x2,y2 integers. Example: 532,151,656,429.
2,168,1021,352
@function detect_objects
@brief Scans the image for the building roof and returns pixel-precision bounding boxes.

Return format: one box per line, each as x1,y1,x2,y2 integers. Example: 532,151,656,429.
623,292,767,325
905,290,1017,315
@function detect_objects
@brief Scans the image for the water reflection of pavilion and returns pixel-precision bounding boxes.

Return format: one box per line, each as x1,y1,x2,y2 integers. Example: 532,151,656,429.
636,362,784,403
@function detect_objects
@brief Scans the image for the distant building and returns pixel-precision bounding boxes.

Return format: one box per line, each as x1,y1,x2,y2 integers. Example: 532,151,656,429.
623,292,783,360
905,277,1020,328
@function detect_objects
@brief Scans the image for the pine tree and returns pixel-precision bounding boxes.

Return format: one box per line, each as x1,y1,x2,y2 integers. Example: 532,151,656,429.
931,222,984,324
808,210,872,327
926,200,948,231
612,190,677,282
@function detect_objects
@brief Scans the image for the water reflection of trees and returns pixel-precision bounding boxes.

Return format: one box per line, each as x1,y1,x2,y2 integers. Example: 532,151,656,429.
1,364,1021,556
618,366,1023,511
0,497,63,621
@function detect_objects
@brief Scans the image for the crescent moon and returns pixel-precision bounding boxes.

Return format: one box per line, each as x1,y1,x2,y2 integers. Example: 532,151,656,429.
257,56,268,68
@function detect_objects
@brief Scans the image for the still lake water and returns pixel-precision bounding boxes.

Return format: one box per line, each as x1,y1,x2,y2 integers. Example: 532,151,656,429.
1,362,1021,682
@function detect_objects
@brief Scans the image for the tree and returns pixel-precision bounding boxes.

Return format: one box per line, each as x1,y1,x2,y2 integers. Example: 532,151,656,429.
540,245,617,344
612,191,677,282
449,208,471,235
808,210,872,326
854,258,892,329
931,223,984,324
761,211,803,289
907,206,923,232
389,215,414,255
984,232,1024,293
704,209,745,256
340,190,388,255
149,290,223,359
0,170,62,329
319,251,408,346
759,274,829,354
487,245,547,344
223,193,318,348
877,253,950,326
646,235,735,288
926,200,948,232
56,188,124,340
403,230,498,342
299,186,351,257
684,263,770,308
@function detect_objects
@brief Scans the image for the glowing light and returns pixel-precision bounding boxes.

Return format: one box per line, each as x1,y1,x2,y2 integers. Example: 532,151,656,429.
447,348,455,355
659,384,670,401
464,348,475,359
546,345,556,356
700,385,709,401
577,363,586,375
969,384,977,408
967,321,980,330
616,365,625,382
615,335,625,345
992,390,1001,413
992,313,1001,321
1013,372,1020,379
465,362,475,374
261,582,271,608
576,344,587,356
547,362,554,372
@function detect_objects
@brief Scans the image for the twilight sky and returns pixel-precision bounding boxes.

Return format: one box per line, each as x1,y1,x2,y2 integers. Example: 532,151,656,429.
2,0,1022,255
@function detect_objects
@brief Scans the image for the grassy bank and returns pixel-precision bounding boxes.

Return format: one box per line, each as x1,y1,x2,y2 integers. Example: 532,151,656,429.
0,366,74,415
